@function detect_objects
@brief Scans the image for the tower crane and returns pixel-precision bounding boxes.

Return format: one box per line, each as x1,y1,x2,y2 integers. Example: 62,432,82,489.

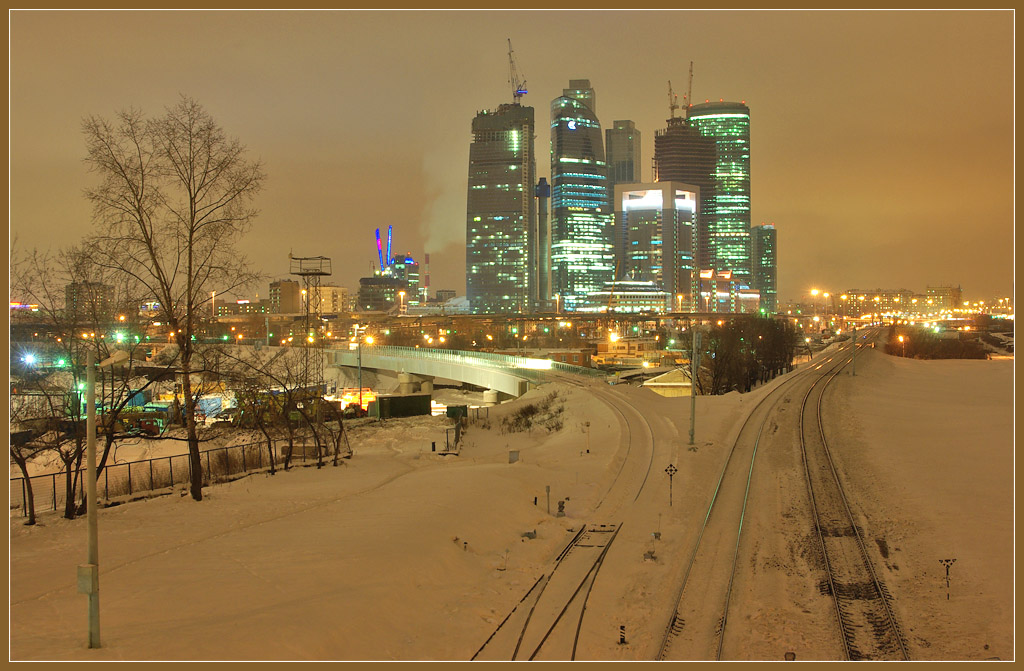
668,80,680,118
684,61,694,113
507,38,528,102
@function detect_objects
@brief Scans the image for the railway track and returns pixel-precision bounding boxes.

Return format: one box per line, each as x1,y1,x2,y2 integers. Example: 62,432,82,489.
656,344,857,660
798,345,909,660
471,376,658,661
471,523,622,660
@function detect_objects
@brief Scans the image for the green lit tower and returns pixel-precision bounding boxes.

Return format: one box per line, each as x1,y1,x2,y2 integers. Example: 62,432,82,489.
686,101,752,286
550,79,615,311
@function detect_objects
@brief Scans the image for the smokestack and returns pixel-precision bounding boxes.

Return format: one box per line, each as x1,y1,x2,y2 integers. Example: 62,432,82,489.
424,253,431,301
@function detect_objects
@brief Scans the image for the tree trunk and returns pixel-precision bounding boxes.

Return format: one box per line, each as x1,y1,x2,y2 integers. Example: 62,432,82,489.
13,457,36,525
181,355,203,501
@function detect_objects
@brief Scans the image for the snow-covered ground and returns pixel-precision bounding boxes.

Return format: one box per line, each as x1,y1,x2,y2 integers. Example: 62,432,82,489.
9,345,1014,661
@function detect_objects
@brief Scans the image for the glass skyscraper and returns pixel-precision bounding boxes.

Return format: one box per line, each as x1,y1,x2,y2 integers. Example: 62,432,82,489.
465,103,536,314
550,80,614,312
752,223,777,313
606,120,641,189
686,101,752,286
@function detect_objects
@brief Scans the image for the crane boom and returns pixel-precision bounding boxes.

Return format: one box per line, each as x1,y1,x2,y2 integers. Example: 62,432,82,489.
507,38,527,102
685,61,694,113
668,80,679,118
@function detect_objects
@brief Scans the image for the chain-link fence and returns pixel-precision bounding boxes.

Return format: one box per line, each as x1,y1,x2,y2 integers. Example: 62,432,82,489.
10,438,332,517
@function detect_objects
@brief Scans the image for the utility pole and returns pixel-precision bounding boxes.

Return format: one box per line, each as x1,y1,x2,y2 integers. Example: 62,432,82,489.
78,350,100,648
689,329,703,445
850,325,857,375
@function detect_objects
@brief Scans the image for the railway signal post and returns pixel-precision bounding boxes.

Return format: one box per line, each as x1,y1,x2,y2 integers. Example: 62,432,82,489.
665,464,678,506
940,558,956,600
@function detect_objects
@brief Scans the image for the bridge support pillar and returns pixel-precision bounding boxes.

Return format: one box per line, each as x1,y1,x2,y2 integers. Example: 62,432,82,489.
398,373,434,395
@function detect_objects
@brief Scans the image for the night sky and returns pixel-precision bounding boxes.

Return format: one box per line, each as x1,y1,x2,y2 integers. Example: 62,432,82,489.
9,10,1014,305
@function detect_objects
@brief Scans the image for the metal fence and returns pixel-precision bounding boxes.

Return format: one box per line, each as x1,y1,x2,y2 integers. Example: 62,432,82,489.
10,438,330,517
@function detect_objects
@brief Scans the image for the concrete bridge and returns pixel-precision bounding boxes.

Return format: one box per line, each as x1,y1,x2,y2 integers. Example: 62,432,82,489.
326,345,605,398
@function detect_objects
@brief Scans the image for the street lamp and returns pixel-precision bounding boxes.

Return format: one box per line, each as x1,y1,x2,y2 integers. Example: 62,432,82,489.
358,333,374,412
810,288,820,317
398,290,406,314
897,334,906,357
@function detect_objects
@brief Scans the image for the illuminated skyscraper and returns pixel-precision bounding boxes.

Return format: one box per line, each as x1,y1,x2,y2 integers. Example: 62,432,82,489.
685,101,752,286
465,102,536,314
752,223,777,313
614,182,700,311
550,80,614,311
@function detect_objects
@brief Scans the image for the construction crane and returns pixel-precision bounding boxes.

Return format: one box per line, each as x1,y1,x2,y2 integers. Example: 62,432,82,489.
507,38,527,102
668,80,680,118
684,61,694,113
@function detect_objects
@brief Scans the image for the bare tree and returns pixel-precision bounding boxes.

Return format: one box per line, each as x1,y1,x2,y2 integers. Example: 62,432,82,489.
82,96,265,501
12,244,167,517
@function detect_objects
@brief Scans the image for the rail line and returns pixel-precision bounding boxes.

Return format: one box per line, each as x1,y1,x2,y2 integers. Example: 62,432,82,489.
471,374,656,661
656,344,854,660
798,343,909,660
471,523,622,660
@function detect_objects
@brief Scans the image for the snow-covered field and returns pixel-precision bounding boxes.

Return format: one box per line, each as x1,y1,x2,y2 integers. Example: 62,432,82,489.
9,345,1014,661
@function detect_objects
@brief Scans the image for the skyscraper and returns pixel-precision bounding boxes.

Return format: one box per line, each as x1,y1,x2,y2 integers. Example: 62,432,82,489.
614,182,700,311
465,102,536,314
550,80,614,311
686,101,752,286
752,223,777,313
654,116,717,272
534,177,551,310
606,120,641,187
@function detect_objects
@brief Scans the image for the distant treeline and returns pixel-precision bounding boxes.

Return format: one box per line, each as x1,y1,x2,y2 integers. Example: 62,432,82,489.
694,316,801,395
885,325,989,360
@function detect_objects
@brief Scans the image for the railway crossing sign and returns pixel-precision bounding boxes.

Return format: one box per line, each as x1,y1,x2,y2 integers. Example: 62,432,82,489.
665,464,678,506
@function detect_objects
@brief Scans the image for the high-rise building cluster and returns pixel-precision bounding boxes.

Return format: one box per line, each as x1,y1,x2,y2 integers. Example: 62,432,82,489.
465,69,778,315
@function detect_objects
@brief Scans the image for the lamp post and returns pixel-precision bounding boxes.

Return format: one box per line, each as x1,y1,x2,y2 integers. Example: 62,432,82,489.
398,290,406,315
898,334,906,357
810,288,819,319
356,327,373,412
79,350,100,648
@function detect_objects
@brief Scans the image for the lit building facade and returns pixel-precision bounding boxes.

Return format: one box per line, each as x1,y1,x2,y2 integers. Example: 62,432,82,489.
580,278,671,314
698,269,760,314
550,80,615,312
385,254,420,305
686,101,752,286
926,285,963,311
752,223,777,313
614,182,699,311
466,102,536,314
840,289,915,318
315,285,349,315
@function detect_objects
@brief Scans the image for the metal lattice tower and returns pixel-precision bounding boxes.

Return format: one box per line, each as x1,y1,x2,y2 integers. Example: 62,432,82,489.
289,255,332,398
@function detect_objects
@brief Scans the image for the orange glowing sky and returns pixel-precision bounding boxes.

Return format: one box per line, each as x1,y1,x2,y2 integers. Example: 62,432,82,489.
9,10,1014,303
